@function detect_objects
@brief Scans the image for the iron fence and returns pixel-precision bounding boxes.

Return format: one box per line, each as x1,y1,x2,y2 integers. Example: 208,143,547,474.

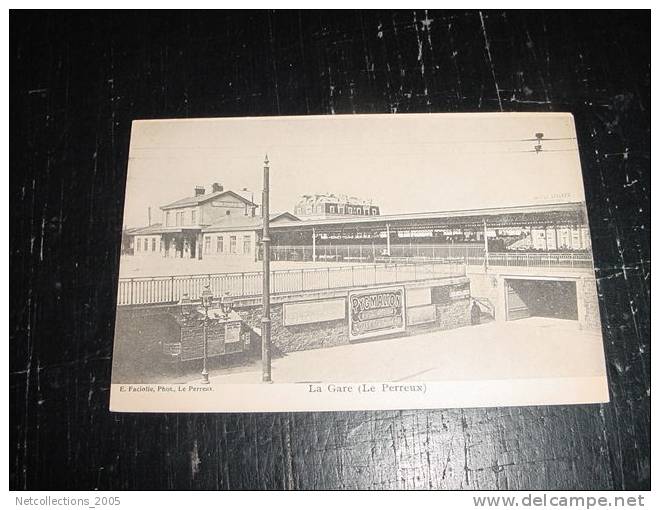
269,244,593,268
269,243,484,263
117,261,465,306
117,248,594,306
486,252,593,268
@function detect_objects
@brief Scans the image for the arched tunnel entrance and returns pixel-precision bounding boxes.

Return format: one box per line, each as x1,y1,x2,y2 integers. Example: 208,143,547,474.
505,278,578,321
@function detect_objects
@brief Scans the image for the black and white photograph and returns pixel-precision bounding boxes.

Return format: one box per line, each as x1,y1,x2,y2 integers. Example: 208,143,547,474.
12,8,650,493
110,113,608,412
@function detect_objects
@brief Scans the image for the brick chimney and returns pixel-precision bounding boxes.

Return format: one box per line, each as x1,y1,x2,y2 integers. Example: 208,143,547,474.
194,186,205,196
211,182,223,193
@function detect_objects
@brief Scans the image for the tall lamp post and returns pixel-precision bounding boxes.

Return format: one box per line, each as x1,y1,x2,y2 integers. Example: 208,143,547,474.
261,155,272,383
200,284,214,384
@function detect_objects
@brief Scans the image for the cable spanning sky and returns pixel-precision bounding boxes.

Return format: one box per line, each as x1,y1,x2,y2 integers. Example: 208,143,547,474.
123,113,586,228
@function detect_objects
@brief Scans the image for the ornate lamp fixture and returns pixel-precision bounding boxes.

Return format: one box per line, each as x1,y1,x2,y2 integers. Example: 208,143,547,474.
220,292,234,319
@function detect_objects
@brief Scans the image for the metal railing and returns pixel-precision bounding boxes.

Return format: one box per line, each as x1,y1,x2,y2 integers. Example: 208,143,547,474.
485,252,593,269
269,243,484,263
269,244,593,268
117,261,465,306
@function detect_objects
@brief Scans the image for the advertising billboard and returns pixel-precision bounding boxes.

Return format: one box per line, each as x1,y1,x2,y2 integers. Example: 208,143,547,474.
348,286,406,341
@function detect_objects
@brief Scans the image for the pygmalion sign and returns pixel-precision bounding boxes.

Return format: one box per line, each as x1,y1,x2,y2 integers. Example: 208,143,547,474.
348,286,406,340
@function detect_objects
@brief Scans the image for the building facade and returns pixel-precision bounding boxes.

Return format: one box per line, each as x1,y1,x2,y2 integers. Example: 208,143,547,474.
125,181,299,261
145,183,259,259
294,193,380,219
201,213,300,261
126,188,592,266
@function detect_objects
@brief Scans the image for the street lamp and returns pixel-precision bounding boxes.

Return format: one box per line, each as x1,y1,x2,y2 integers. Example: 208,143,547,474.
261,155,272,383
220,291,234,319
200,284,214,385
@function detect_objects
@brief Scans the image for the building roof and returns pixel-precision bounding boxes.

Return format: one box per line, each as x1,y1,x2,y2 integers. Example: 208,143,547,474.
128,223,164,235
203,216,263,233
203,212,300,233
121,213,301,236
130,224,204,235
123,226,146,235
269,211,301,224
271,202,588,231
160,190,257,210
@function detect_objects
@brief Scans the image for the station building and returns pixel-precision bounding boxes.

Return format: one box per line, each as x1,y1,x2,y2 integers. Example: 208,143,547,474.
262,201,599,332
126,188,592,264
200,212,300,261
129,183,260,259
119,197,601,358
130,223,164,257
268,201,592,262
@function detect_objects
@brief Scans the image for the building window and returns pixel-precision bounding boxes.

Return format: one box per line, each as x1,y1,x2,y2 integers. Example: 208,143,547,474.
166,212,171,227
136,237,141,252
205,236,211,253
191,210,196,224
226,210,231,216
217,236,223,253
372,208,378,215
338,206,344,214
348,207,353,214
230,236,237,254
571,230,580,247
152,238,156,251
175,212,180,226
243,235,251,254
144,238,149,251
329,205,335,213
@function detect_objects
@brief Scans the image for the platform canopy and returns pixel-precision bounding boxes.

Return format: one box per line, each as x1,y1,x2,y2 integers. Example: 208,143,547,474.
269,202,588,236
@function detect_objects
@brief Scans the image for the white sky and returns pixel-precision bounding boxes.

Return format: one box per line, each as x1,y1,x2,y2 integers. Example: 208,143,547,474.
122,113,586,228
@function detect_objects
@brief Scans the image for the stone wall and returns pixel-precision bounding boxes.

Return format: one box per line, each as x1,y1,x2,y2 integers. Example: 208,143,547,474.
235,303,348,354
235,294,473,354
436,298,471,331
117,276,474,356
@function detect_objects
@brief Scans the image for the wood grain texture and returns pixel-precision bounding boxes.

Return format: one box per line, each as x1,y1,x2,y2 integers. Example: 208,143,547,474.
10,10,650,490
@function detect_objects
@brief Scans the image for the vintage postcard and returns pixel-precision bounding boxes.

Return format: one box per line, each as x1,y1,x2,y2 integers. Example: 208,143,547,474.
110,113,609,412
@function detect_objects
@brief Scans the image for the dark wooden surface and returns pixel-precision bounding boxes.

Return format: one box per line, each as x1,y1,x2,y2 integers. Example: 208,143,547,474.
10,11,650,490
